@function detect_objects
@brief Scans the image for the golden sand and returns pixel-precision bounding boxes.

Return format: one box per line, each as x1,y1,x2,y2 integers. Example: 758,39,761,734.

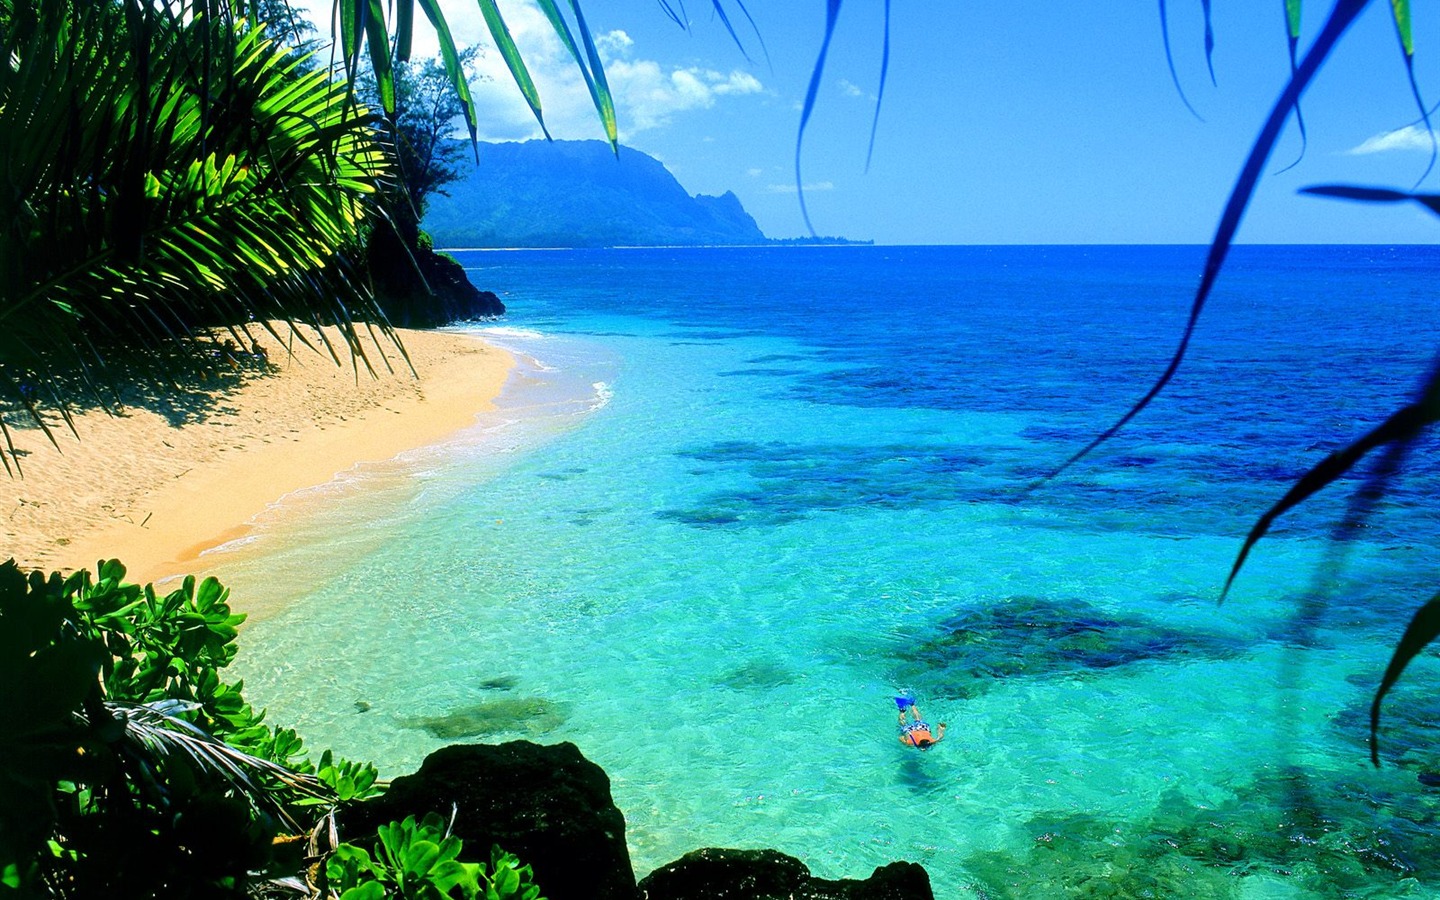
1,324,513,584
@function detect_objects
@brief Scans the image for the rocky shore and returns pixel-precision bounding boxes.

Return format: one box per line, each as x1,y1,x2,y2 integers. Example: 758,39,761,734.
345,741,935,900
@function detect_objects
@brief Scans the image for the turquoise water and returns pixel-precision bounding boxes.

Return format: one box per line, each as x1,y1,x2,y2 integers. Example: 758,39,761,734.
224,246,1440,897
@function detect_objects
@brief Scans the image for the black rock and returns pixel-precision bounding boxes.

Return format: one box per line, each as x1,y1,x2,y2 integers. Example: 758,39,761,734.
346,741,637,900
637,848,933,900
368,225,505,327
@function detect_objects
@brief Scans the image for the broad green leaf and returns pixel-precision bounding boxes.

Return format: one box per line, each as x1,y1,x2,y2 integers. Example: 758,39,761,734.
1392,0,1413,55
403,839,442,878
339,883,386,900
477,0,549,138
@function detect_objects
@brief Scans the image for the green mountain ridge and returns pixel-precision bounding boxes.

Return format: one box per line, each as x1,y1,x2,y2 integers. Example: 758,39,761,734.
423,140,771,249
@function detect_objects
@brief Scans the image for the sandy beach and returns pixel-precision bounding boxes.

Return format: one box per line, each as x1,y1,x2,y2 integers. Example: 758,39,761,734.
1,324,513,584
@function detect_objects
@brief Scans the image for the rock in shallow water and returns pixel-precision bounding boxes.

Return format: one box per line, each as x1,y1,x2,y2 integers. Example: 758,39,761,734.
895,594,1241,697
400,695,569,739
637,848,933,900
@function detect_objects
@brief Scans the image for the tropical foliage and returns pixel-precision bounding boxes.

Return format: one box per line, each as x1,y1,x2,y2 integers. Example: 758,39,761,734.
0,0,397,469
328,813,543,900
0,557,537,899
0,558,370,895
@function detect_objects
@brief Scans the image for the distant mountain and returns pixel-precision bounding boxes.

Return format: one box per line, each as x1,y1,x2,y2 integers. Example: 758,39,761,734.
422,140,769,249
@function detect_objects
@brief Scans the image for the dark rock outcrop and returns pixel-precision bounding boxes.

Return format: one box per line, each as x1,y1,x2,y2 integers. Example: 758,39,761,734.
367,225,505,327
345,742,637,900
637,849,933,900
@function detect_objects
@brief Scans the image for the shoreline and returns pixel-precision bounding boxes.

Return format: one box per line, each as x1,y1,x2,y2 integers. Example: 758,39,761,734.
2,325,514,585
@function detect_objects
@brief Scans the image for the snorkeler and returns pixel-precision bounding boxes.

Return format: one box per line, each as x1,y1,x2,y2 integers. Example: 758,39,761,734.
895,694,946,750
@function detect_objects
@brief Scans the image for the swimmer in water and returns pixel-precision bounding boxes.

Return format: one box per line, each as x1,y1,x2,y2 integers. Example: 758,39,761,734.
895,694,946,750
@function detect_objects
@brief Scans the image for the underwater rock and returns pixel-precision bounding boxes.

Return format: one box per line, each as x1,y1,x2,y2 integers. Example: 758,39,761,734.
967,769,1440,899
637,848,933,900
348,741,638,900
894,595,1241,698
1334,669,1440,772
401,696,569,739
477,675,520,691
717,658,796,690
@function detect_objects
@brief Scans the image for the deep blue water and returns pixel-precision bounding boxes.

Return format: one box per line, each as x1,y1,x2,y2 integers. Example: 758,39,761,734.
226,245,1440,898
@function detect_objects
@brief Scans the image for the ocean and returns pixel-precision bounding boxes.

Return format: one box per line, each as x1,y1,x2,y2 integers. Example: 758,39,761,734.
223,245,1440,897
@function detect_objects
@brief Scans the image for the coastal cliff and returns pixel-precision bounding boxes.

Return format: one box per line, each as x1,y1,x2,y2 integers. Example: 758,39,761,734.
421,140,769,249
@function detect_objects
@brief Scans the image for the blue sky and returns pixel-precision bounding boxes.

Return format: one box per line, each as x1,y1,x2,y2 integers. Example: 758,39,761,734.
299,1,1440,244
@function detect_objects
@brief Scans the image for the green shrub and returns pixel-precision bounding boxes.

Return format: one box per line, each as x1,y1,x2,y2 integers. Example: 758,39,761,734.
0,559,531,899
328,813,544,900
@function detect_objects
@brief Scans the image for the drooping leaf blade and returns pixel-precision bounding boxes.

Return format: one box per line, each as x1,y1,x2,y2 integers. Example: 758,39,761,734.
709,0,751,63
729,0,770,69
395,0,414,62
1371,592,1440,765
1037,0,1372,488
1220,390,1440,600
864,0,890,173
1274,0,1309,173
795,0,843,237
363,0,394,115
1392,0,1413,55
415,0,478,149
656,0,689,29
476,0,550,138
1202,0,1216,84
565,0,618,151
1158,0,1204,121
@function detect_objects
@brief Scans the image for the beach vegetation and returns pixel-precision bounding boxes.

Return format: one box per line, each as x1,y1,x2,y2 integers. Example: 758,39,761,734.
0,0,395,470
0,557,537,898
328,813,544,900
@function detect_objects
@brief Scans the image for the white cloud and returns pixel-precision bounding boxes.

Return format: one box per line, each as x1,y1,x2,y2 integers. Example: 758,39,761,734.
290,2,764,142
606,62,762,132
1349,125,1440,155
838,78,865,98
595,29,634,57
766,181,835,194
746,167,764,177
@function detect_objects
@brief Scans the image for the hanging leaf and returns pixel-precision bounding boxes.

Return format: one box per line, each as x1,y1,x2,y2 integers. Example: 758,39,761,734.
1392,0,1413,55
864,0,890,172
1220,385,1440,600
416,0,479,148
1275,0,1310,174
1202,0,1216,84
1036,0,1371,489
1157,0,1204,121
395,0,414,62
795,0,843,237
565,0,618,151
1371,592,1440,765
476,0,549,138
709,0,751,63
364,0,394,115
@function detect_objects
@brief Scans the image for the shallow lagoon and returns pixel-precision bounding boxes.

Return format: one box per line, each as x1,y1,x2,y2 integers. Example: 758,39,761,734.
225,246,1440,897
